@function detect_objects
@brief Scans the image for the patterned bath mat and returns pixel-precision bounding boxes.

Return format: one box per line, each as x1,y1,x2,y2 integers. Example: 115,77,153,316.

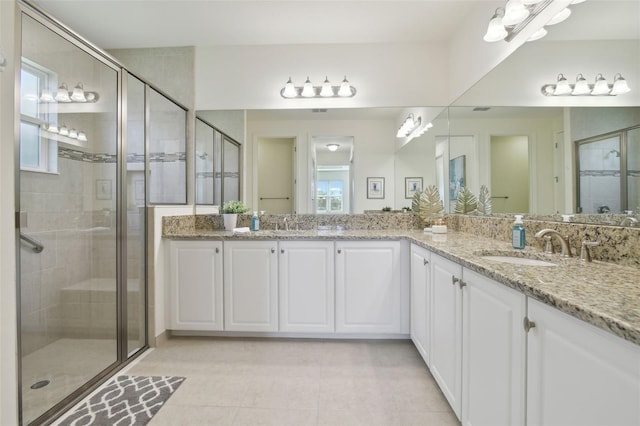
59,375,185,426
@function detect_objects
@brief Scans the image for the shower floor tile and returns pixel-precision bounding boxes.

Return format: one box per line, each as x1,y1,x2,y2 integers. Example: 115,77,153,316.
21,338,116,425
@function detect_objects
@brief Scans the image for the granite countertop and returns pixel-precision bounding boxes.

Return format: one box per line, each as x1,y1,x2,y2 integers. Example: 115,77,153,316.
164,229,640,346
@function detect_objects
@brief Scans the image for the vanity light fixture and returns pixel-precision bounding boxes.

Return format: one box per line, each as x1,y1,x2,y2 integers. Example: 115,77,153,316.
280,76,356,98
483,0,584,43
42,123,89,143
42,81,99,103
326,144,340,152
541,73,631,96
396,113,433,141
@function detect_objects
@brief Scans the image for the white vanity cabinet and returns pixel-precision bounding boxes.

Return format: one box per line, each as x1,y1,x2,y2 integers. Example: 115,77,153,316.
168,240,224,330
335,240,404,334
224,240,278,332
429,252,526,424
429,252,463,418
278,241,335,333
526,298,640,426
461,268,526,426
410,244,431,366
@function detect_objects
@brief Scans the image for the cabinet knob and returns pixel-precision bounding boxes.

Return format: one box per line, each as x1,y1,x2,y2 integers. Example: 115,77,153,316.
215,247,219,254
423,258,429,266
459,280,467,289
452,276,460,286
523,317,536,332
337,249,342,254
281,249,284,254
271,248,275,254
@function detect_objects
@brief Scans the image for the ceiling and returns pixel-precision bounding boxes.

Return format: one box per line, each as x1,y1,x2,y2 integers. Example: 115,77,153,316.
30,1,639,51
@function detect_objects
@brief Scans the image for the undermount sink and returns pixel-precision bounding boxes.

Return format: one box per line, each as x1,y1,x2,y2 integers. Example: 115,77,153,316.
475,250,558,267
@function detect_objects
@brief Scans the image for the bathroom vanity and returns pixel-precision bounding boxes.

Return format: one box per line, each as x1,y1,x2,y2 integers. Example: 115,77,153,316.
163,219,640,425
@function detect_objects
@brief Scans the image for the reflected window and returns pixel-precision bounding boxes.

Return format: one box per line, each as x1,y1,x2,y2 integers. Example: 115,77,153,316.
316,166,348,214
19,61,57,173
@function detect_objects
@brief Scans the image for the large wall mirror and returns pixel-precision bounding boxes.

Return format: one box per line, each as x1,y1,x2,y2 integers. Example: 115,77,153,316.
444,0,639,226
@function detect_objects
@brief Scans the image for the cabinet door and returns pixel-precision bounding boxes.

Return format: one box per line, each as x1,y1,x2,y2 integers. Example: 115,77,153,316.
410,244,430,366
527,298,640,426
224,241,278,332
169,240,223,330
462,268,526,426
430,253,463,419
279,241,335,333
335,241,402,334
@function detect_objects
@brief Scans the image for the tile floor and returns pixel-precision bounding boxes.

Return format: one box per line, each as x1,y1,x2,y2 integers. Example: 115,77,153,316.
124,337,460,426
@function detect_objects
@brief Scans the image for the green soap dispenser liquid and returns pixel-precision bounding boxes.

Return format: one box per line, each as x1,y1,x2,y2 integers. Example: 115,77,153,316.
251,211,260,231
512,215,525,249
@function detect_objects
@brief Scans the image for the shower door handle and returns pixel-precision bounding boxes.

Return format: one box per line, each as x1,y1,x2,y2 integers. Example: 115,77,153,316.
20,233,44,253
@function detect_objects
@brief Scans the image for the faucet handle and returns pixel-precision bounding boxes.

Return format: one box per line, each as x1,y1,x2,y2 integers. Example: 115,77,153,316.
580,241,599,263
543,235,554,254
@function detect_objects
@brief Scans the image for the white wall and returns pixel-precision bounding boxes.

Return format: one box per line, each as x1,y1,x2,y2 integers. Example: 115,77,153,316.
247,118,397,213
0,1,18,424
195,43,450,110
454,40,640,108
149,206,194,340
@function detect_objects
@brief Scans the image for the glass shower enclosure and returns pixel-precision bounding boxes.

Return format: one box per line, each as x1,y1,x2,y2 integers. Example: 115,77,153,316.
17,7,148,425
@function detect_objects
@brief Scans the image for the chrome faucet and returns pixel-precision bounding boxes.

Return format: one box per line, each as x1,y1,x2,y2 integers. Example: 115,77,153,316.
283,216,289,231
621,216,638,227
534,229,572,257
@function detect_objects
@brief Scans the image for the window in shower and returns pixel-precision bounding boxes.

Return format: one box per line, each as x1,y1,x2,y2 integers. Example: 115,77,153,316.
19,61,57,173
576,125,640,214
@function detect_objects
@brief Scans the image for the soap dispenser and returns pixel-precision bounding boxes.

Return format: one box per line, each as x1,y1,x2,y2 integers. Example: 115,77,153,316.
512,215,525,249
251,211,260,231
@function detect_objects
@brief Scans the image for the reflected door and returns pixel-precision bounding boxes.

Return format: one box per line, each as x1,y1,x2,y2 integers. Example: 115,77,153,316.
577,135,622,214
19,13,119,424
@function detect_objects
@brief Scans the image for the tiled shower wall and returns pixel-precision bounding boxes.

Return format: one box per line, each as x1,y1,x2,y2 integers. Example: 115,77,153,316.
20,156,116,355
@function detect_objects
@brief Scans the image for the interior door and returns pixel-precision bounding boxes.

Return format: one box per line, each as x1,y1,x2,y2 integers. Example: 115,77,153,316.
257,137,294,213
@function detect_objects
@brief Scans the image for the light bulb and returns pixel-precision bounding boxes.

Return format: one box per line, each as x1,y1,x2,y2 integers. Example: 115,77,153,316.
39,89,54,103
503,0,530,26
338,76,352,97
610,74,630,95
55,83,70,102
553,74,572,95
572,74,590,95
483,9,508,42
301,77,315,97
58,124,69,136
281,77,297,98
521,0,543,4
70,82,87,102
77,131,88,142
326,144,339,152
69,128,78,139
320,77,333,97
591,74,611,95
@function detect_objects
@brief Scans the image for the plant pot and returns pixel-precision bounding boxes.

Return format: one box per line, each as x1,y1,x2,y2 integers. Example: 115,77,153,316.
223,213,238,231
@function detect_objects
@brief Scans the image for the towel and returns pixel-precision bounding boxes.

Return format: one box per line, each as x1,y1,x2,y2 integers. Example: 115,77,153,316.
233,227,251,233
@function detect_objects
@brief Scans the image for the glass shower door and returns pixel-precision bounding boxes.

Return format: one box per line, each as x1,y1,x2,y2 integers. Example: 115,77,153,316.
19,13,119,424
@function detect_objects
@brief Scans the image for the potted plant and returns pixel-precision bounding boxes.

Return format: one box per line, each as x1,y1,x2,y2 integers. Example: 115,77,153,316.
221,200,250,230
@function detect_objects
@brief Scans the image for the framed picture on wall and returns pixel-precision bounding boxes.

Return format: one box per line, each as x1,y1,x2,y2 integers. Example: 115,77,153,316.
96,179,112,200
449,155,466,202
367,177,385,199
405,177,423,199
